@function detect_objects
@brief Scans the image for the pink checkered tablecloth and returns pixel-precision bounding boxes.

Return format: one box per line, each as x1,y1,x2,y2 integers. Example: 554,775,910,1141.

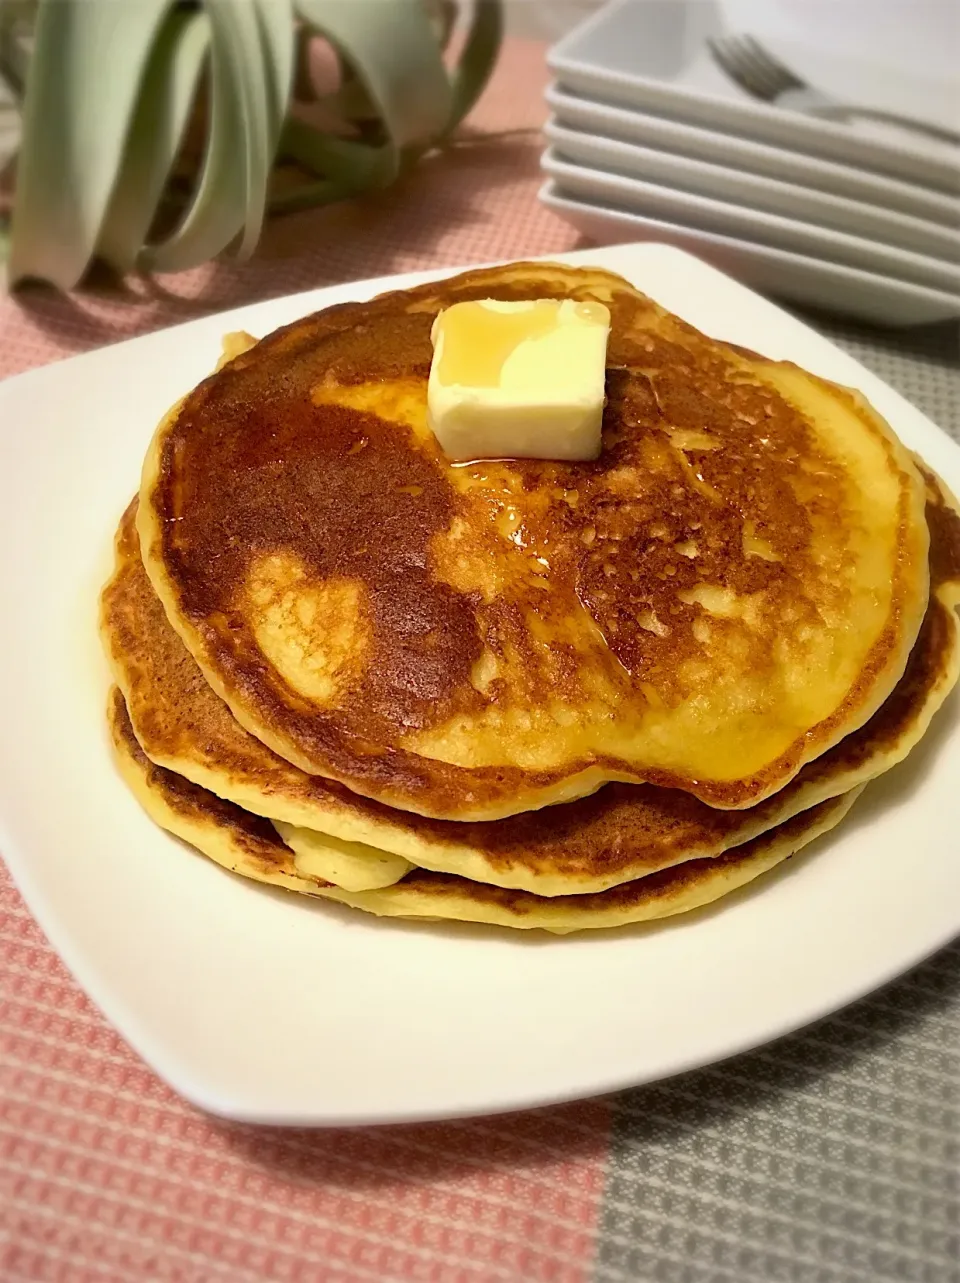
3,36,959,1283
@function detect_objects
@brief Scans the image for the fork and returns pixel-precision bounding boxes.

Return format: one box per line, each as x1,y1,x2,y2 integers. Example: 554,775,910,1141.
708,34,960,147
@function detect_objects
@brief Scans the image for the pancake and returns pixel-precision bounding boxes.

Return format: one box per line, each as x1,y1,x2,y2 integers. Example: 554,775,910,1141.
100,470,960,895
107,686,861,934
137,261,929,820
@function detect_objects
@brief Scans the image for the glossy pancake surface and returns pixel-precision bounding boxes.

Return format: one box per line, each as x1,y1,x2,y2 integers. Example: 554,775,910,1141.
101,472,960,895
138,262,930,819
107,687,861,935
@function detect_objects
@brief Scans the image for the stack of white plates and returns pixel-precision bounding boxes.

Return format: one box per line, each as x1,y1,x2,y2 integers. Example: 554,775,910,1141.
542,0,960,325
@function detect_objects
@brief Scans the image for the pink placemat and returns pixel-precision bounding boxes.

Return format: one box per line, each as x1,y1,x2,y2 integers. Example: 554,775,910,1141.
0,40,615,1283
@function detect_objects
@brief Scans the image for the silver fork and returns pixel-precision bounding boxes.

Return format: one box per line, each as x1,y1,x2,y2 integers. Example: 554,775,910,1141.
708,34,960,147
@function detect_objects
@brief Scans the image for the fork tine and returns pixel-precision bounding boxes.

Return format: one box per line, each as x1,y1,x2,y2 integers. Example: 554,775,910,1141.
729,35,789,98
740,35,805,92
707,36,771,100
706,37,735,81
706,37,737,84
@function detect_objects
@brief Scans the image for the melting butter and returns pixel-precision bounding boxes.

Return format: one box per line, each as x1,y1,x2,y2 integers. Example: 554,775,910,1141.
427,298,611,462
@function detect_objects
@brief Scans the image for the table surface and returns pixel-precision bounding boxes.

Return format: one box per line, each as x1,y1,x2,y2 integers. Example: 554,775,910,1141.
1,38,958,1283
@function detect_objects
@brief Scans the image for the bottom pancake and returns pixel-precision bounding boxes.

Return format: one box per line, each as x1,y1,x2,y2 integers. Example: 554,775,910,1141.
108,686,861,934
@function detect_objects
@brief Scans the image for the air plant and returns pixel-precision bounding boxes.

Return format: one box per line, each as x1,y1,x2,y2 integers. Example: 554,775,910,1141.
0,0,502,288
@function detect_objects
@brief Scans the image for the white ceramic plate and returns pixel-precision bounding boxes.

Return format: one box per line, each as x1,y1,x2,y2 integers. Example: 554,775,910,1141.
545,85,960,229
1,243,959,1126
543,151,960,294
540,186,960,326
549,0,960,193
544,119,960,261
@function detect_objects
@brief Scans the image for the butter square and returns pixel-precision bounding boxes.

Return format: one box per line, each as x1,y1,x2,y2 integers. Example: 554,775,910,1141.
427,298,611,462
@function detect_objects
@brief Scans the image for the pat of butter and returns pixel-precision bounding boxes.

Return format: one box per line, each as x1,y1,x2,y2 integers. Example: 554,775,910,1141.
427,298,611,461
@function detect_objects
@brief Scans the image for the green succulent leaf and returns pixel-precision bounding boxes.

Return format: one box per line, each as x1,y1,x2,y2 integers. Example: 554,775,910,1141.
96,7,211,274
296,0,452,153
9,0,170,287
144,0,292,272
447,0,503,131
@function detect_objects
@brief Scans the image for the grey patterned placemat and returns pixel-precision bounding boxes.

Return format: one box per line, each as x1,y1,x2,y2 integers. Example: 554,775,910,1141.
596,319,960,1283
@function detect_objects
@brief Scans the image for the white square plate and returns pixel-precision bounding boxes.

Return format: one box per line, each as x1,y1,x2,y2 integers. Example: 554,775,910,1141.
539,186,960,326
544,118,960,260
1,243,959,1125
545,84,959,229
542,150,959,294
549,0,960,193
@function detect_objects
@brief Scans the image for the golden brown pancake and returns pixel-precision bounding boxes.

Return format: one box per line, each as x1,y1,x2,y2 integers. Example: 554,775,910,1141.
107,686,861,934
137,262,929,820
101,470,960,895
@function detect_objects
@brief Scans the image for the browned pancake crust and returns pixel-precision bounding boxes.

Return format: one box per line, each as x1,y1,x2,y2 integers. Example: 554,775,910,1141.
139,262,927,816
104,483,958,889
107,685,852,922
107,686,297,881
388,796,850,918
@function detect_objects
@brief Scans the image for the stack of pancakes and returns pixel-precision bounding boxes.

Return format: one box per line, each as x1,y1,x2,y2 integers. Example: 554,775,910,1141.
100,263,960,933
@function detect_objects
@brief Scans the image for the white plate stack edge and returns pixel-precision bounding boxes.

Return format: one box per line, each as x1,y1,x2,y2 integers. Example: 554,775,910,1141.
542,0,960,326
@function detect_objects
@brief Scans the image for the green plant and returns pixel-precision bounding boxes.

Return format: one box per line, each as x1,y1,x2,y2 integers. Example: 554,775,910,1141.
0,0,502,288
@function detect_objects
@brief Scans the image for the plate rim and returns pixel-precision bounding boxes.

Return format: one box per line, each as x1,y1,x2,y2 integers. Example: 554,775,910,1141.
541,151,960,290
543,119,960,254
543,83,960,223
538,185,960,324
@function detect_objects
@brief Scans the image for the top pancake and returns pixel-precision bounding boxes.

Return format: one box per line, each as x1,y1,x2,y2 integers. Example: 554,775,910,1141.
138,262,930,820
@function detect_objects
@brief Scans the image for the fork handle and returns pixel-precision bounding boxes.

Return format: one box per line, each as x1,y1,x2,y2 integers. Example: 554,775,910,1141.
776,87,960,147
